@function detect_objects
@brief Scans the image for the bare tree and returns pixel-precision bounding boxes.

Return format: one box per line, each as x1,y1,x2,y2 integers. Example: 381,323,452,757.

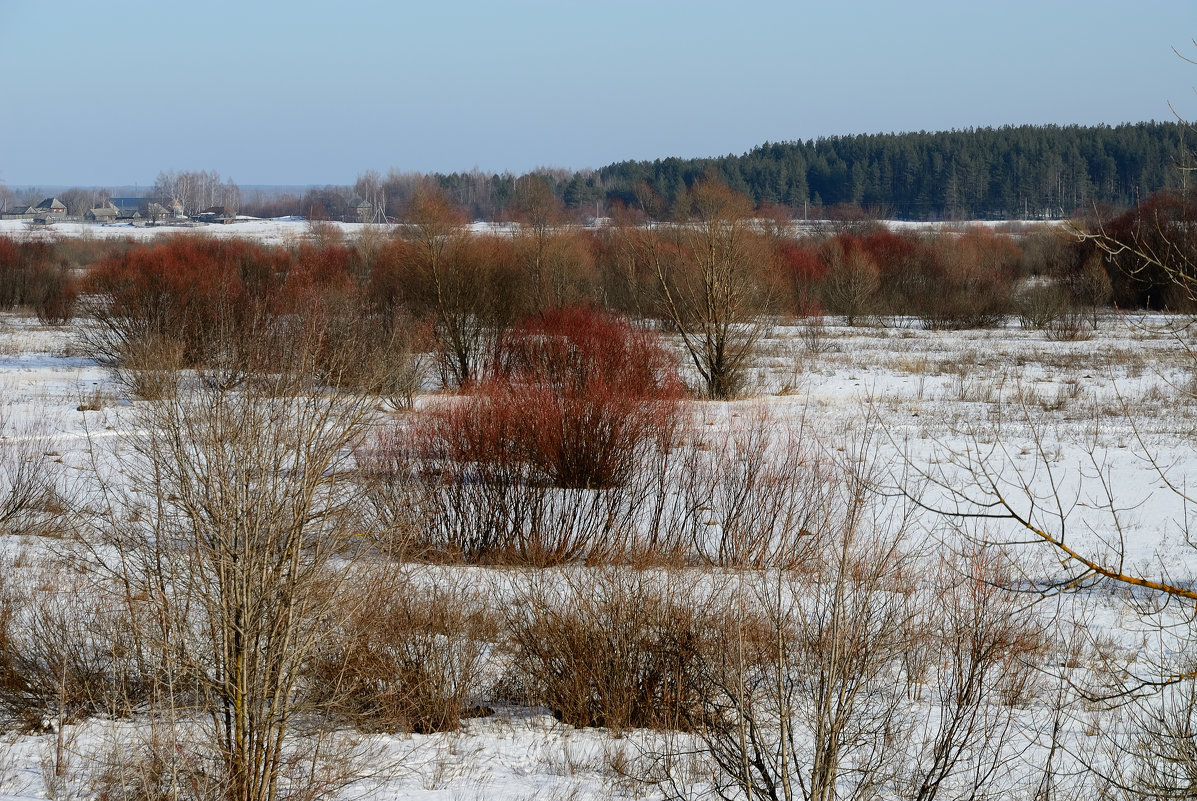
89,339,377,801
510,173,594,311
904,47,1197,798
153,169,239,216
221,177,241,217
633,178,774,400
401,183,515,388
58,188,107,218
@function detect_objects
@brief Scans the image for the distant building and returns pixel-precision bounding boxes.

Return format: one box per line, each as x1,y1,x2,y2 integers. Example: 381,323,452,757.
86,203,119,223
351,198,374,223
34,197,67,217
0,204,37,221
195,205,234,224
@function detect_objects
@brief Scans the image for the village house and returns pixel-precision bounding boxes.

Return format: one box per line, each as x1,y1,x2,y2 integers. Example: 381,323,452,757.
352,198,374,223
34,197,67,217
0,204,36,221
195,205,234,224
85,203,119,223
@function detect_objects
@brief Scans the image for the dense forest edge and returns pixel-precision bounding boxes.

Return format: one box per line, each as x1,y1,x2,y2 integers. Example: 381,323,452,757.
439,121,1193,222
599,122,1190,220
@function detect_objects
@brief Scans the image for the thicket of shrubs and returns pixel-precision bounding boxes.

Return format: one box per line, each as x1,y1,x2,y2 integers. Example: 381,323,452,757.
1076,189,1197,310
0,188,1170,390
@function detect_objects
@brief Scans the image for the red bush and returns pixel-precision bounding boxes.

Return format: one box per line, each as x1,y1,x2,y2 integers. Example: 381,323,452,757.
286,243,360,307
421,305,684,490
0,238,76,323
85,237,290,364
84,237,392,371
861,229,922,278
775,241,825,314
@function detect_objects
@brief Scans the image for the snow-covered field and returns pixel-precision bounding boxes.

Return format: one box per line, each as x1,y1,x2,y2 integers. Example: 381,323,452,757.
0,302,1194,799
0,215,1062,248
0,217,376,247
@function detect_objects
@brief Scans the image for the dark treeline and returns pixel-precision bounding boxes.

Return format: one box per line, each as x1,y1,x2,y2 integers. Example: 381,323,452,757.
601,122,1191,219
234,122,1192,223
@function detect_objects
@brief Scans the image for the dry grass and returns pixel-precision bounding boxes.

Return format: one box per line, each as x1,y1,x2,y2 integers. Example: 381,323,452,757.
503,569,716,732
307,567,500,734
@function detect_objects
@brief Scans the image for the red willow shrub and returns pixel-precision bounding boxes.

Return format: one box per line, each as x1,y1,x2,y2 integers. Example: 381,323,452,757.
0,237,77,324
422,304,685,491
84,237,378,370
85,237,289,366
775,240,825,315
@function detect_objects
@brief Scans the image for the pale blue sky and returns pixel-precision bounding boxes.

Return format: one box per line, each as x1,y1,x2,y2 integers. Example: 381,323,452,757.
1,0,1195,186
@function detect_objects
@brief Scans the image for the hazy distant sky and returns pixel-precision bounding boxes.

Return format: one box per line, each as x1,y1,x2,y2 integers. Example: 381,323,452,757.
2,0,1195,186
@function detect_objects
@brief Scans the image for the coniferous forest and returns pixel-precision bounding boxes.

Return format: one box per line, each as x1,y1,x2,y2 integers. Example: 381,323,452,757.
596,122,1190,219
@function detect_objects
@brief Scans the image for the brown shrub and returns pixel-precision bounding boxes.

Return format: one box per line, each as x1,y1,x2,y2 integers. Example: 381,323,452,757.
914,228,1020,329
678,407,832,568
31,265,77,326
0,238,78,323
0,563,149,733
819,238,879,325
306,569,498,734
1015,282,1072,330
361,410,691,565
114,333,185,400
505,570,717,731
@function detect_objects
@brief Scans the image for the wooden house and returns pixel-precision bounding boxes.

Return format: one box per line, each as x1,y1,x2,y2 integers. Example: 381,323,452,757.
34,197,67,217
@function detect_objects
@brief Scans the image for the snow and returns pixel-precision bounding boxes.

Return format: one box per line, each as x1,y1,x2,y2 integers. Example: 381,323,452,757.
0,217,1068,249
0,218,364,247
0,299,1193,798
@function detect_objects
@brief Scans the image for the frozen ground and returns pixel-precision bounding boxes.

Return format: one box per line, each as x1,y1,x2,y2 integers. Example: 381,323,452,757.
0,217,375,247
0,216,1062,249
0,308,1194,799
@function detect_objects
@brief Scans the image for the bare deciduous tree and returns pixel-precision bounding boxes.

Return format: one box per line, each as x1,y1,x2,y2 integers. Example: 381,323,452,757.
907,52,1197,793
509,174,595,311
153,170,239,217
354,170,387,224
633,178,773,400
402,183,517,388
819,239,879,326
90,343,376,801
